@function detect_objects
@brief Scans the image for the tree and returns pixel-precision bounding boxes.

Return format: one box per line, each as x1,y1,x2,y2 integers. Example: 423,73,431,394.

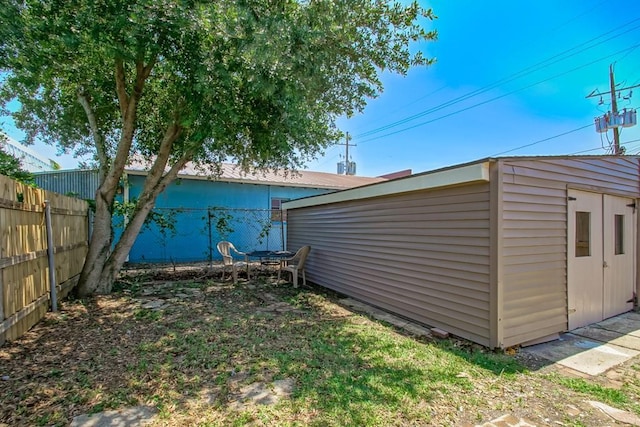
0,134,34,185
0,1,437,296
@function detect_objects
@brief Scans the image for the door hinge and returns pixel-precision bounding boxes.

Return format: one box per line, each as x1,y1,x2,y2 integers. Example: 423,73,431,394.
568,196,577,201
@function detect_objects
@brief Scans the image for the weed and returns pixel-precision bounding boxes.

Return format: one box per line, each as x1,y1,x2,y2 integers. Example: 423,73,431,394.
134,308,163,321
48,368,64,378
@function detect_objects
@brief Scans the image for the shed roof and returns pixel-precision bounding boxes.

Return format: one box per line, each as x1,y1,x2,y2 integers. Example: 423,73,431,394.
282,155,640,210
125,162,385,190
284,160,490,209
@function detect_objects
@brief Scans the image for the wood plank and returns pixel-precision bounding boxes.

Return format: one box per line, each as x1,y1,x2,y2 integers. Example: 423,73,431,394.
0,242,88,269
0,174,89,342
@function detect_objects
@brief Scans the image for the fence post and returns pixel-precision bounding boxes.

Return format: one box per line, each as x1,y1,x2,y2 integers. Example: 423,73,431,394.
207,207,213,266
44,200,58,312
0,268,4,346
280,210,285,251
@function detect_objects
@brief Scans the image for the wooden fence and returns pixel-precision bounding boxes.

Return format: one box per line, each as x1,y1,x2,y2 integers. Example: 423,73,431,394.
0,174,89,345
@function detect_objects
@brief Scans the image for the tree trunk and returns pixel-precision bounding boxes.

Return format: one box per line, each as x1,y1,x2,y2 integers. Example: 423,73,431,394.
75,57,156,296
87,147,191,294
75,190,114,296
95,194,157,293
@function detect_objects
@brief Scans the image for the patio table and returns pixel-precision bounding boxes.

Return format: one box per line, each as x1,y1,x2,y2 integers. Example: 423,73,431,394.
245,250,294,279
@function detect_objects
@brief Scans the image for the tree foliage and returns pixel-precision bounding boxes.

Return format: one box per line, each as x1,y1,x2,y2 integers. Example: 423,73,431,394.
0,0,437,295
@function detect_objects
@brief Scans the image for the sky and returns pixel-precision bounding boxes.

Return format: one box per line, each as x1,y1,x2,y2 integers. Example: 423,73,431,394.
307,0,640,176
3,0,640,177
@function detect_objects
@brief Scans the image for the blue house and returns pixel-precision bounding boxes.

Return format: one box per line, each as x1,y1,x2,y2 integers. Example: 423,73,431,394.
35,164,384,263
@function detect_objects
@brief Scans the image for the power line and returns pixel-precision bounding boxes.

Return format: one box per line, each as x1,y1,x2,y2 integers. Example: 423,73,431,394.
313,145,342,168
347,85,449,136
550,0,611,32
616,40,640,63
485,101,639,157
356,23,640,140
569,137,640,155
624,144,640,154
490,124,593,156
487,127,640,158
377,85,448,120
351,0,612,138
570,146,608,155
354,17,640,140
357,42,640,144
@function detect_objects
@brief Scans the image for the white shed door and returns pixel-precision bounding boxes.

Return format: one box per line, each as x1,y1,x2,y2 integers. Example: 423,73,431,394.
568,190,603,329
568,190,636,330
603,194,635,319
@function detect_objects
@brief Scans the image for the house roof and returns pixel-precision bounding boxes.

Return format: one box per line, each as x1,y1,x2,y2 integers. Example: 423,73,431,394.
125,162,386,190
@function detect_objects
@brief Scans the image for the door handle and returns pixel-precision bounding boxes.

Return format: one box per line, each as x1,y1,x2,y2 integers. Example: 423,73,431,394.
603,261,609,268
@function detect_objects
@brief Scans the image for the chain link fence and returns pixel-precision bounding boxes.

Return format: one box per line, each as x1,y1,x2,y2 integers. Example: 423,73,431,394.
127,207,285,264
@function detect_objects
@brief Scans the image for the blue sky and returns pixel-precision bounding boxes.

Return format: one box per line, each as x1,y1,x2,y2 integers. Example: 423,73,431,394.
3,0,640,176
307,0,640,176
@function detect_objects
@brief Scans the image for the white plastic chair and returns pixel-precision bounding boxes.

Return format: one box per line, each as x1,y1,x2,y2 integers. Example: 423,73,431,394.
277,246,311,288
217,241,248,284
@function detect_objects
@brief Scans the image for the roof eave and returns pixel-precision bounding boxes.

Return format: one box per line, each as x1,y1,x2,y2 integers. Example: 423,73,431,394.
283,161,491,210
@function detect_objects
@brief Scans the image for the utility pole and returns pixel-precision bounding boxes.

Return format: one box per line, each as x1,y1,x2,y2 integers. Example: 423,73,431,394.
587,64,639,155
345,132,351,171
609,64,621,155
337,132,356,175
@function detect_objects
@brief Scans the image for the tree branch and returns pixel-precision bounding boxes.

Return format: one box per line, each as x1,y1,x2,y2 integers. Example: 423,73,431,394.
142,55,157,80
157,150,192,191
142,122,183,194
115,57,129,119
132,53,156,100
110,55,156,181
77,90,109,182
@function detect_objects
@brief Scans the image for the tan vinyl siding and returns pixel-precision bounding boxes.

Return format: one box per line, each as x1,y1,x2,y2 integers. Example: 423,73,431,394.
287,183,492,346
500,157,640,347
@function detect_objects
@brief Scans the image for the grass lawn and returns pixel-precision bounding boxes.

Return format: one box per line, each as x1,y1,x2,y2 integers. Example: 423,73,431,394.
1,268,639,426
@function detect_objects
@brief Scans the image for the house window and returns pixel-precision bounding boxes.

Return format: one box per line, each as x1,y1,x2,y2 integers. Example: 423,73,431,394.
575,211,591,257
615,214,624,255
271,198,289,222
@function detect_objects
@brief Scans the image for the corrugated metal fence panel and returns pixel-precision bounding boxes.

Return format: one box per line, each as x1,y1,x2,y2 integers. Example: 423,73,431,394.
34,170,100,200
287,183,492,346
500,157,640,347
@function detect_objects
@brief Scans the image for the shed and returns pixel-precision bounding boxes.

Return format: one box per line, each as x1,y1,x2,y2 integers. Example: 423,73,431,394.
283,156,640,348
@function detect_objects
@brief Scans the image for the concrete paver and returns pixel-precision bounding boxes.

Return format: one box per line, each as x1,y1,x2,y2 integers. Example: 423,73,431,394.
596,312,640,337
572,325,640,351
588,401,640,426
522,332,639,376
522,311,640,376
